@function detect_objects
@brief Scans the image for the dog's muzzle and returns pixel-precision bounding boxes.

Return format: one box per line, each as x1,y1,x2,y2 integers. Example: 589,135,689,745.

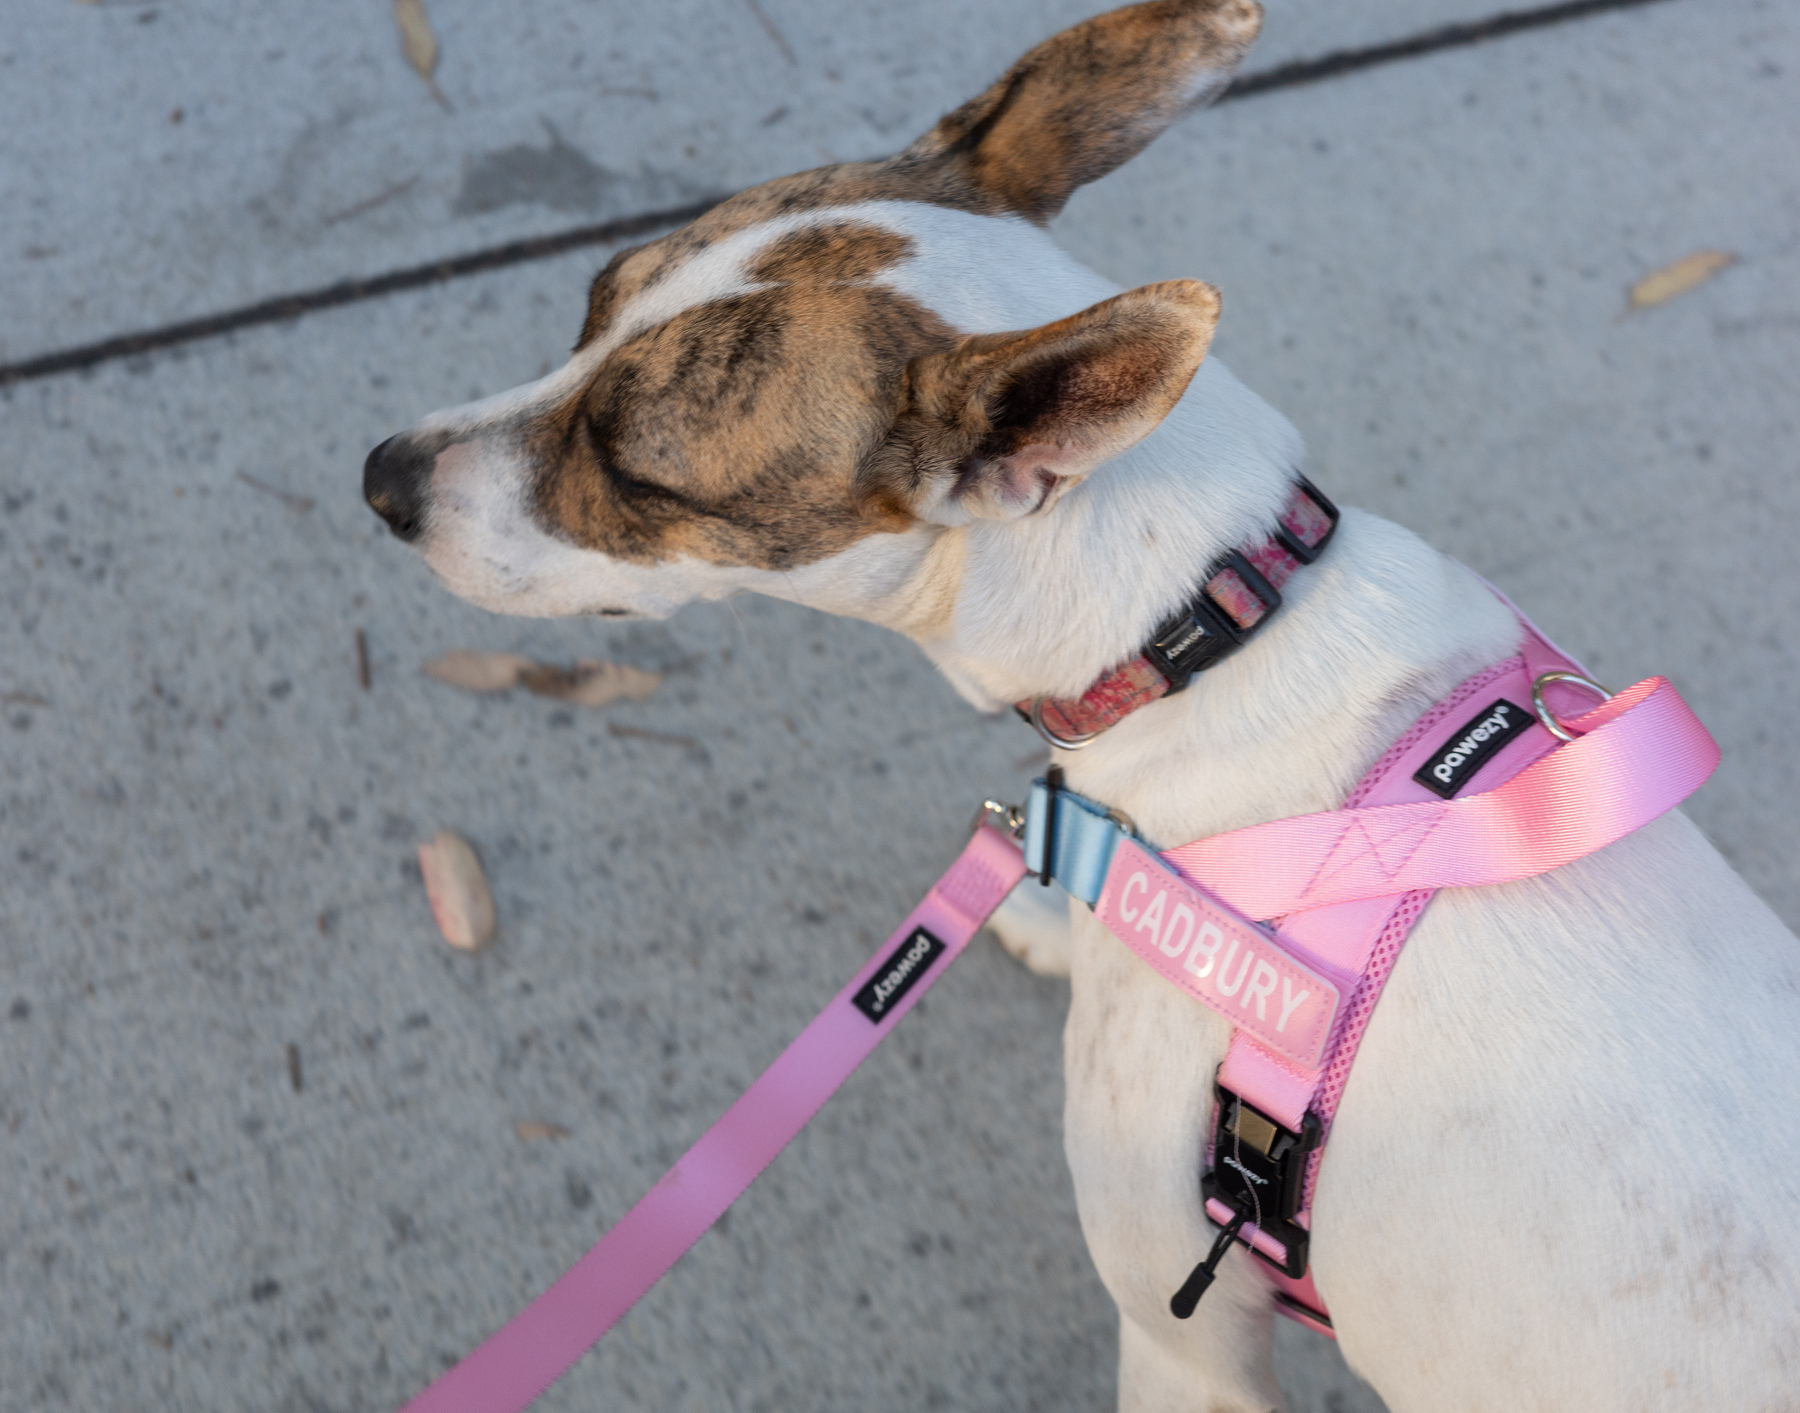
363,434,437,543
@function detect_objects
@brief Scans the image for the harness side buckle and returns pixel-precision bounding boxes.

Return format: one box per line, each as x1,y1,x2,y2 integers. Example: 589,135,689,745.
1171,1086,1322,1317
1201,1086,1321,1280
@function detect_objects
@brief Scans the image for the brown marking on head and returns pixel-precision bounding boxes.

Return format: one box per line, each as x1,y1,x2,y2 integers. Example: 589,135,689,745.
864,280,1223,522
507,1,1256,575
537,230,956,570
569,1,1260,350
750,222,915,285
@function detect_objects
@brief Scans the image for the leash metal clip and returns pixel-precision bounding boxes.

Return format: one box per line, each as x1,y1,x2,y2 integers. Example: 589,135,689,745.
970,798,1027,839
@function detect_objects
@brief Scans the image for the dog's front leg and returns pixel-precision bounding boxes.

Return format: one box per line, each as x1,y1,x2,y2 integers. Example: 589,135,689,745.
985,876,1076,976
1117,1304,1281,1413
1066,916,1284,1412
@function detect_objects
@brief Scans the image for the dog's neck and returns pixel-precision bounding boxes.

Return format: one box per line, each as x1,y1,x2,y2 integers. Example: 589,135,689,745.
786,360,1524,845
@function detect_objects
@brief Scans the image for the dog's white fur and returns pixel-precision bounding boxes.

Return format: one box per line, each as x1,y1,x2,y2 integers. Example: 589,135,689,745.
387,59,1800,1413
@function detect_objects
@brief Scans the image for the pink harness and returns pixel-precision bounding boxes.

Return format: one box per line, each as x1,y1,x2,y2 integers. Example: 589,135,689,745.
1038,617,1716,1330
392,492,1719,1410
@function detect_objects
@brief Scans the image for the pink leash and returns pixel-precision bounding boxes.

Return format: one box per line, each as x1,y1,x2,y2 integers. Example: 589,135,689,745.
397,823,1028,1413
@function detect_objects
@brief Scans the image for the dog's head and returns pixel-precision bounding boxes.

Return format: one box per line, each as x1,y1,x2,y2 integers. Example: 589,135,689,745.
364,0,1261,635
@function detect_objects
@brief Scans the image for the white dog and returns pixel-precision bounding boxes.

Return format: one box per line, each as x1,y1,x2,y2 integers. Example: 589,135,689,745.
364,2,1800,1406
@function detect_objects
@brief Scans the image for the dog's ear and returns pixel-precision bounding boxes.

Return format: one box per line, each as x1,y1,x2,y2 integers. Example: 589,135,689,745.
905,0,1261,223
869,281,1220,524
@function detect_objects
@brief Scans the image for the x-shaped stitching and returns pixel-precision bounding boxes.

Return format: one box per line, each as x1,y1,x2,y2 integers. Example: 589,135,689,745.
1300,806,1448,903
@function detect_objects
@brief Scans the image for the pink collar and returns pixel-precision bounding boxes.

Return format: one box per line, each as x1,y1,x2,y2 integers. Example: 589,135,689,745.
1018,478,1339,747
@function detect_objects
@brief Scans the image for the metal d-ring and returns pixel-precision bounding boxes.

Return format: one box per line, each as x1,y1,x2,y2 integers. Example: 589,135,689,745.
1531,671,1612,742
1028,698,1101,751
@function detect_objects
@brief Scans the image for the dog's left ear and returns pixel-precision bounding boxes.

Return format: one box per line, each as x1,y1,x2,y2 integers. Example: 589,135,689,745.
868,280,1220,524
906,0,1262,223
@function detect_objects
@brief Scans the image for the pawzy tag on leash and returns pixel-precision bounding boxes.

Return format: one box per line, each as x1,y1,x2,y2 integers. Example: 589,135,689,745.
394,822,1028,1413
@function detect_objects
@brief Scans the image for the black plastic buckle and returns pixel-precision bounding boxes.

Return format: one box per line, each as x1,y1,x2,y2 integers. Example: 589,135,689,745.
1272,474,1340,565
1142,550,1282,694
1199,1087,1322,1280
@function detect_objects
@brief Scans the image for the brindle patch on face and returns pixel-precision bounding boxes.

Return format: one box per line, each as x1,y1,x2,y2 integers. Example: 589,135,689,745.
535,233,956,570
750,222,914,285
570,162,1005,355
577,242,646,351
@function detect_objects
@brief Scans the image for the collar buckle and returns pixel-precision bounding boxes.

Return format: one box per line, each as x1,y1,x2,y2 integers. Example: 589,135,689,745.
1144,550,1282,693
1272,474,1340,565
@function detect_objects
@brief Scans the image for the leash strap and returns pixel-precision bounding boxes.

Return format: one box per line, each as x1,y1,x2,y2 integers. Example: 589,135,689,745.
397,823,1028,1413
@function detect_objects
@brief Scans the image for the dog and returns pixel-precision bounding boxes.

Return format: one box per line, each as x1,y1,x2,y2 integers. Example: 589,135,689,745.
363,2,1800,1407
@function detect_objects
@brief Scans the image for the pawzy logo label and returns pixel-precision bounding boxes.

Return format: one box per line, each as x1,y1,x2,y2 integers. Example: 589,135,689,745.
852,927,947,1023
1413,698,1533,798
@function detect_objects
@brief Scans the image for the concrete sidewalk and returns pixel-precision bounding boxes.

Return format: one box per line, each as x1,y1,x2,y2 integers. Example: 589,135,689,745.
2,1,1794,1410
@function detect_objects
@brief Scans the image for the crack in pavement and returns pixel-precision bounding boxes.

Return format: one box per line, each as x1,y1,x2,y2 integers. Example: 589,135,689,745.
0,0,1679,389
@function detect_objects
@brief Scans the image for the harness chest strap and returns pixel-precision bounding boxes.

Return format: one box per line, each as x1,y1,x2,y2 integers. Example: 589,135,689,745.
1025,624,1719,1331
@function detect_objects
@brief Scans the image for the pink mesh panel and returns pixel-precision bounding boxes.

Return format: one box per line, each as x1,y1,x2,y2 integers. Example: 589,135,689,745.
1303,888,1433,1206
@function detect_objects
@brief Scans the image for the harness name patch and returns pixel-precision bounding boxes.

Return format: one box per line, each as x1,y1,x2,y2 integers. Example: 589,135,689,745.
852,927,946,1023
1093,839,1341,1070
1413,697,1532,799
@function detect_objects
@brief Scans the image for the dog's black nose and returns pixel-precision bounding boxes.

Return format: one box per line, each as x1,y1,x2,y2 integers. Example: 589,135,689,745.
363,434,434,543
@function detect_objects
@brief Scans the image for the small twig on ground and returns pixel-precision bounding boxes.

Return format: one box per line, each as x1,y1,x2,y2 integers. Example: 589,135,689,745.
322,174,420,227
236,470,314,513
286,1043,304,1094
743,0,796,64
355,630,372,691
1,691,50,707
607,722,703,751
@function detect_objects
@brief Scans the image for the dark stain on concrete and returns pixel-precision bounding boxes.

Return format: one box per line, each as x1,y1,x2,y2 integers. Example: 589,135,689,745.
453,120,619,217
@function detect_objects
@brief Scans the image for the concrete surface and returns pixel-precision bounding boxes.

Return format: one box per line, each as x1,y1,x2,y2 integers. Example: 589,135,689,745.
2,0,1511,359
1,1,1794,1410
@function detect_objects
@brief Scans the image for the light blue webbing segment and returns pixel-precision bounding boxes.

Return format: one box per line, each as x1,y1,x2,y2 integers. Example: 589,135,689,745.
1022,779,1129,906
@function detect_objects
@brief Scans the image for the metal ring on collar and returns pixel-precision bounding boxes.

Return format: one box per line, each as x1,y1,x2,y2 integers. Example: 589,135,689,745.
1028,697,1101,751
1531,671,1613,742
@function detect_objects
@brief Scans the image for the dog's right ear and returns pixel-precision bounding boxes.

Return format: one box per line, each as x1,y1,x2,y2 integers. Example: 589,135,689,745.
865,280,1221,526
905,0,1262,224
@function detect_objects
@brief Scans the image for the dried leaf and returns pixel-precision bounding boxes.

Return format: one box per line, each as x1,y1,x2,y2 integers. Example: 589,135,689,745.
1629,250,1736,309
393,0,452,111
515,1121,571,1142
522,659,663,707
417,831,495,952
423,651,533,692
236,469,314,513
607,722,700,750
